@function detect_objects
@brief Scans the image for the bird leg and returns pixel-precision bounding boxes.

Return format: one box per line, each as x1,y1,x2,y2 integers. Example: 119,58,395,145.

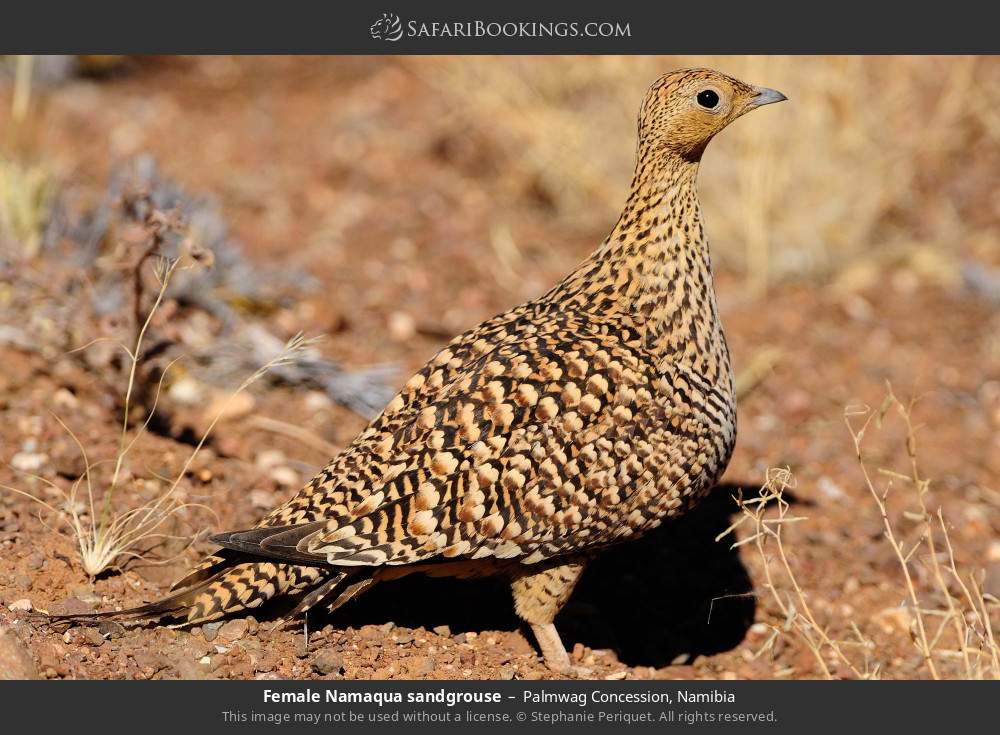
530,622,574,673
511,560,589,676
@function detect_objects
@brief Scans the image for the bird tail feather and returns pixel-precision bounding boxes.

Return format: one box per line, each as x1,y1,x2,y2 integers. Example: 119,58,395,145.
39,556,335,627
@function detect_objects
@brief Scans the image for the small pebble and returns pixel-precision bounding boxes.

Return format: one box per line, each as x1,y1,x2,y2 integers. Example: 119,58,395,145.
10,452,47,473
388,311,416,341
408,655,435,677
52,388,79,410
987,541,1000,563
204,391,255,423
269,466,299,487
312,650,345,676
98,621,126,640
255,450,287,470
169,378,204,406
0,627,39,679
52,448,86,479
304,392,332,412
81,627,105,647
250,489,273,509
218,619,249,642
816,476,846,501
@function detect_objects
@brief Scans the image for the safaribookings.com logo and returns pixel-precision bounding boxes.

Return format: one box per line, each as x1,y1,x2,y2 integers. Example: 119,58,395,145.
370,13,631,42
370,13,404,41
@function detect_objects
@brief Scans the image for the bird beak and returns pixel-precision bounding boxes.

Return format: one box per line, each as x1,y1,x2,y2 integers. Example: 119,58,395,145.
748,86,788,110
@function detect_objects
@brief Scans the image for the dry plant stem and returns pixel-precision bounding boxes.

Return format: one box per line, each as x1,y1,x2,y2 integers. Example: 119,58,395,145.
771,516,863,677
939,510,1000,677
844,392,940,679
896,400,973,678
248,415,340,457
109,257,180,508
970,575,1000,676
128,221,172,422
729,471,865,679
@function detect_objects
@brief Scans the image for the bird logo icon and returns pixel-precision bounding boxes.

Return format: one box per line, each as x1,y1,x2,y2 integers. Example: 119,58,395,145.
370,13,403,42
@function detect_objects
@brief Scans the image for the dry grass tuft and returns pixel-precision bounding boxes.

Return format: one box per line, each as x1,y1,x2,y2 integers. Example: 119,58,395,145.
0,156,52,258
1,213,318,578
723,388,999,679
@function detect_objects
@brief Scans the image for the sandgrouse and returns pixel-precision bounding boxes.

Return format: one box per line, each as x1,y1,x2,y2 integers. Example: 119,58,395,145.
55,69,786,674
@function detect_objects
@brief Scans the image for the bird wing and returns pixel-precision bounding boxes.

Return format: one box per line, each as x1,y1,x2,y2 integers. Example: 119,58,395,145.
253,305,538,530
220,312,693,569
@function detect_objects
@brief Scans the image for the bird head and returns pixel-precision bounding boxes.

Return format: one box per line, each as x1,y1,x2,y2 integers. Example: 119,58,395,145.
638,68,786,163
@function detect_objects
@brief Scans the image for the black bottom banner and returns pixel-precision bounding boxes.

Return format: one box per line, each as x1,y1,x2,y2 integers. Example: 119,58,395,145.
5,680,988,733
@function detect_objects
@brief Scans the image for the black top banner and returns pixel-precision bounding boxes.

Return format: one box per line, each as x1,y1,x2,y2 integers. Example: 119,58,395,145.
0,0,998,54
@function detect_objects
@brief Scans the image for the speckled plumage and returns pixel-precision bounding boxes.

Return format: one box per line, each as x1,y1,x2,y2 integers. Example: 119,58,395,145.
61,69,785,673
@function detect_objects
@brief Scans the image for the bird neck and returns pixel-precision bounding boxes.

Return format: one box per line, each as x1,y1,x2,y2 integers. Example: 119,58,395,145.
549,156,730,378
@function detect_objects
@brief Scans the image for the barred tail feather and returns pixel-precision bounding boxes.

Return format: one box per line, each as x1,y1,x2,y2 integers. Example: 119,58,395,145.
169,549,245,592
182,561,327,623
41,557,333,627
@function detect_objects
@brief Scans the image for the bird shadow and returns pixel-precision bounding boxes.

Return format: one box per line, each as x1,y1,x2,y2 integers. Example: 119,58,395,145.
321,482,770,669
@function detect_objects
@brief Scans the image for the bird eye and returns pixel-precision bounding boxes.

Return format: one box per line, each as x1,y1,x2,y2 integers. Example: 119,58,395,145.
697,89,720,110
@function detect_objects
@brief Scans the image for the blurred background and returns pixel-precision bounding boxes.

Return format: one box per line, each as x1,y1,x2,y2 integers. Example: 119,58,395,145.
6,56,1000,288
0,56,998,680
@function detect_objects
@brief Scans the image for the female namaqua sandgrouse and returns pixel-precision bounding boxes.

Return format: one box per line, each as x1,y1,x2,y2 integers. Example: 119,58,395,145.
59,68,786,674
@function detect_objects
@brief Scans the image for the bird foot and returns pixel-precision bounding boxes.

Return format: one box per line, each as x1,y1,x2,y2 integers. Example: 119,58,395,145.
553,663,594,678
530,622,591,678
